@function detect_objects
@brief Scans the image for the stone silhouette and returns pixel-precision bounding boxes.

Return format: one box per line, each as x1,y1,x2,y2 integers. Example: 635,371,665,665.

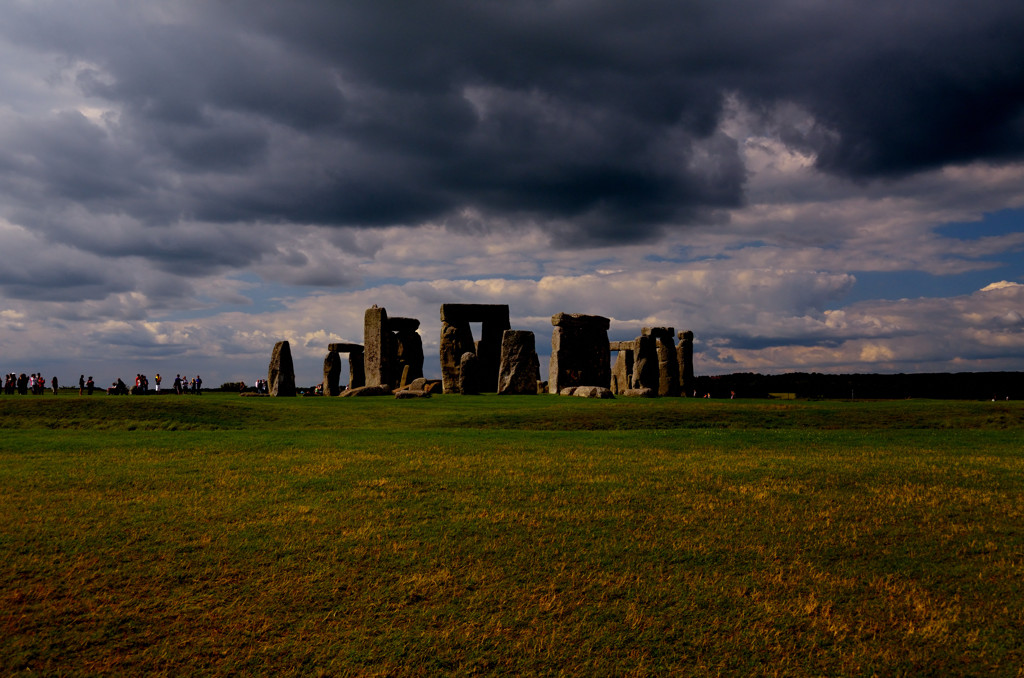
322,348,342,396
328,342,365,391
268,340,296,397
678,330,694,397
548,313,610,394
459,352,480,395
642,327,679,397
390,316,424,386
363,307,424,390
363,306,393,388
497,330,541,395
631,334,660,393
609,340,635,394
439,304,510,393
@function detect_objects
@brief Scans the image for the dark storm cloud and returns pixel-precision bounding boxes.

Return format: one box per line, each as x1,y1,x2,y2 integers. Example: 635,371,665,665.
2,0,1023,246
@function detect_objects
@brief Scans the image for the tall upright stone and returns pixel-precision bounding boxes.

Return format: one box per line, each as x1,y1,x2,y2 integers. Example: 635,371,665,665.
678,330,695,397
459,352,480,395
364,306,392,388
643,327,679,397
631,334,660,393
548,313,611,394
610,340,635,394
390,317,424,385
323,348,341,396
329,342,366,390
268,340,296,397
497,330,541,395
349,346,366,389
439,304,511,393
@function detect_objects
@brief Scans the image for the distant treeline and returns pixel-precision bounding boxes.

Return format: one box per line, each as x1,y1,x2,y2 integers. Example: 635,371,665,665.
693,372,1022,400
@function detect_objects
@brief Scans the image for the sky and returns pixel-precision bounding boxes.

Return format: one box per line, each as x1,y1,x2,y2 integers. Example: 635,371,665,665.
2,0,1024,388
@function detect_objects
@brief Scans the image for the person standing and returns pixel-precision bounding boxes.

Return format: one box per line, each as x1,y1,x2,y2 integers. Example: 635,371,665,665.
51,376,59,395
86,376,94,395
155,373,162,393
79,374,85,396
195,375,202,395
174,374,182,395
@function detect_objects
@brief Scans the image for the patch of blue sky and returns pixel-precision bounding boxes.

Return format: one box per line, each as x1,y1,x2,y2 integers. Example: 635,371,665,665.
937,207,1024,239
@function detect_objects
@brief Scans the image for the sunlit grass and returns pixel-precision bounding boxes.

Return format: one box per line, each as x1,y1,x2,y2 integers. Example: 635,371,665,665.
1,394,1022,675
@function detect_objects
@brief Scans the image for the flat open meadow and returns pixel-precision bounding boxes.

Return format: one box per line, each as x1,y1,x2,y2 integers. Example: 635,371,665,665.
1,393,1022,676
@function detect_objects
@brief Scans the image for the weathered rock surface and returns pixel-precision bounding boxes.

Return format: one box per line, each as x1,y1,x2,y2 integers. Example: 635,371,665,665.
323,349,342,396
559,387,579,396
395,389,431,399
643,327,679,396
548,313,610,394
623,387,655,397
574,386,614,399
610,342,634,394
497,330,541,395
439,303,510,393
459,352,480,395
268,340,296,397
678,330,695,397
364,306,392,388
631,334,660,393
339,384,392,397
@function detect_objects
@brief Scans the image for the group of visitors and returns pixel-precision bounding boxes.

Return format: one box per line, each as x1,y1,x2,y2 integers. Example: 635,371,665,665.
3,373,59,395
252,379,269,394
2,371,208,395
172,374,203,395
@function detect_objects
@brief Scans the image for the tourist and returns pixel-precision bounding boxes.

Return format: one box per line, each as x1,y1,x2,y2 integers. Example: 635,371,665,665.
194,375,202,395
86,376,94,395
173,374,181,395
79,375,85,396
51,376,59,395
155,373,161,393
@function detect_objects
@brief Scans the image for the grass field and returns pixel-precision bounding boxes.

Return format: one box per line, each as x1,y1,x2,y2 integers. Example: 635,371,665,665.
1,393,1022,676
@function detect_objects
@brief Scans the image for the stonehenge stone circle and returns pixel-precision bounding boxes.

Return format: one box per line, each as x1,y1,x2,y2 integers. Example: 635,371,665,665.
548,312,610,394
268,340,296,397
497,330,541,395
439,303,510,393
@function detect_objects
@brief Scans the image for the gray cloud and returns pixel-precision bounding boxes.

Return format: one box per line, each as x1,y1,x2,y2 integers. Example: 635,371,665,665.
4,0,1018,251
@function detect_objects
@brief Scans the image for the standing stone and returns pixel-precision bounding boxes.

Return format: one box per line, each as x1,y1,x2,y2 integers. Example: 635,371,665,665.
610,341,635,394
268,340,296,397
323,349,341,396
497,330,541,395
330,342,365,390
548,313,611,394
391,317,424,384
643,327,680,397
439,304,511,393
459,352,480,395
631,334,660,393
364,306,393,388
678,330,695,397
440,322,475,393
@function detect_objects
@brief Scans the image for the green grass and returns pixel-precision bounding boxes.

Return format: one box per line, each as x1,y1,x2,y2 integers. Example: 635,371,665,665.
1,393,1022,676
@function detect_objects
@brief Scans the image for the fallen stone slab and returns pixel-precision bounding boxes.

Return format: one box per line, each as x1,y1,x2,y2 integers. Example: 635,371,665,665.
395,390,431,399
574,386,615,399
623,387,656,397
339,384,392,397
